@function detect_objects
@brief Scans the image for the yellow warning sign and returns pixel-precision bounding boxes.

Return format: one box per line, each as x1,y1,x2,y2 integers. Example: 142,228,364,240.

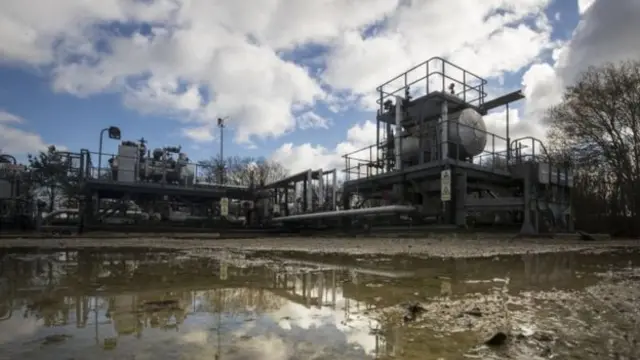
441,169,451,201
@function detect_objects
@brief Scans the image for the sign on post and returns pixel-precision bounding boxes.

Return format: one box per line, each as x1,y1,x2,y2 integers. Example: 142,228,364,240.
440,169,452,202
220,197,229,217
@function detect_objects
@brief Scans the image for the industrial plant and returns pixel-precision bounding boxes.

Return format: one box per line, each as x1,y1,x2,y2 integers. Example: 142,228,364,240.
0,57,573,236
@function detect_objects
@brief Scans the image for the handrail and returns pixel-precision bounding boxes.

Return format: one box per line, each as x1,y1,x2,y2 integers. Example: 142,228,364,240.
375,56,488,108
510,137,550,163
342,120,510,181
376,56,486,91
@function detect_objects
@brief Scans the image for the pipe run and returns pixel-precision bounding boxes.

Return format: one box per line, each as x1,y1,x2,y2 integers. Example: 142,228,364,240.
394,96,403,170
273,205,416,222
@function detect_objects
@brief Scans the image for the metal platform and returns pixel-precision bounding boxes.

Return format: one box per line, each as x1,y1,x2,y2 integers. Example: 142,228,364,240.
82,178,253,200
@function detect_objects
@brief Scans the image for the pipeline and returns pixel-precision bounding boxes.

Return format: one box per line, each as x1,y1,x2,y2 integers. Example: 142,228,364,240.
273,205,416,222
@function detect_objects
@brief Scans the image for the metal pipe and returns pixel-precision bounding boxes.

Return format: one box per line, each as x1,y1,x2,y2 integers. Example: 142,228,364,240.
273,258,415,278
98,128,108,176
394,96,403,170
331,169,337,211
506,103,510,163
274,205,415,222
0,154,17,164
318,168,324,208
441,100,449,160
306,169,313,212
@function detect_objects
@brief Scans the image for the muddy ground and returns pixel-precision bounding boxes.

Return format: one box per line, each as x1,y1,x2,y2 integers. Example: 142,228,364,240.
0,235,638,258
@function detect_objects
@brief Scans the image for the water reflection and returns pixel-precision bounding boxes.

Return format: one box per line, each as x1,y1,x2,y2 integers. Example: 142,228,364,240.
0,248,636,359
0,250,404,359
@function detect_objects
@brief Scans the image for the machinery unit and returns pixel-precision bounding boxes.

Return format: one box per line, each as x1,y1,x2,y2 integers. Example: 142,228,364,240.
52,136,257,233
0,153,33,230
108,139,194,185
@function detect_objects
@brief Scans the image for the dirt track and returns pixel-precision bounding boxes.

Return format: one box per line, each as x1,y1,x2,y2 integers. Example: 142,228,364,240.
1,236,638,258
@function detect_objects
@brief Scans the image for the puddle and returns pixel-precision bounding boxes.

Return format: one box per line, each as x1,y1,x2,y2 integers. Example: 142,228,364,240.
0,248,638,359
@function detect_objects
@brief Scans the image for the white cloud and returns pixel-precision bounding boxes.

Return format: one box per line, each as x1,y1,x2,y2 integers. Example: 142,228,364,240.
577,0,596,15
297,111,330,130
0,0,402,145
321,0,553,97
520,0,640,140
181,125,215,143
0,111,24,124
271,120,377,174
0,110,54,155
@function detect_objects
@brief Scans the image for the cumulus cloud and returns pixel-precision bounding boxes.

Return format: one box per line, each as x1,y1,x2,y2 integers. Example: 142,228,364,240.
271,120,377,174
0,0,401,145
0,110,54,155
520,0,640,134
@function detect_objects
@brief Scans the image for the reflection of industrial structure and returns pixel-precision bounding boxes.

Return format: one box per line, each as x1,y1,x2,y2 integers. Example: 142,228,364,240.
0,250,407,358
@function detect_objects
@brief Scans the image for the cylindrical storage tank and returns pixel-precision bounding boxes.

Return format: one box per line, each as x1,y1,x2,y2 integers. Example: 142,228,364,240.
448,108,487,158
396,108,487,160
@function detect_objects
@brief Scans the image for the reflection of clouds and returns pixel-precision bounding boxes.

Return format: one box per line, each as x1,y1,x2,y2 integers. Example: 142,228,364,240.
232,335,290,360
181,330,208,344
266,286,379,355
0,315,42,344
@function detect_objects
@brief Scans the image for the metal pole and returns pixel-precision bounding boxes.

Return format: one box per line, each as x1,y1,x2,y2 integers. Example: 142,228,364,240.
98,128,107,177
218,118,226,184
506,103,510,163
394,96,403,171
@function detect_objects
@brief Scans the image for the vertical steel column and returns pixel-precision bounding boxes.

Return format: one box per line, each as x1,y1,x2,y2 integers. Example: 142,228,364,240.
306,169,313,212
394,96,403,170
318,168,324,208
332,169,337,211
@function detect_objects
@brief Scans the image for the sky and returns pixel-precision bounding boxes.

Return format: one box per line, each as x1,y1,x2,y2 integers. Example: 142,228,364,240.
1,0,639,174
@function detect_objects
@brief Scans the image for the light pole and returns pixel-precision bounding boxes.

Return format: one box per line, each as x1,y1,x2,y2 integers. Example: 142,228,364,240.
217,117,228,184
98,126,121,177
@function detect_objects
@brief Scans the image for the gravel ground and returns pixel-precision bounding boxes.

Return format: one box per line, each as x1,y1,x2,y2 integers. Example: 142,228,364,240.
0,236,638,258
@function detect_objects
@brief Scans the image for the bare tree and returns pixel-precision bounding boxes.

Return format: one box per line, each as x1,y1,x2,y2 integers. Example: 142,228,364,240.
198,156,288,187
546,60,640,236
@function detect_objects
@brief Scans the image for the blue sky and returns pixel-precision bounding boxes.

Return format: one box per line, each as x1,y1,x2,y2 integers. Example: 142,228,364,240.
0,0,614,171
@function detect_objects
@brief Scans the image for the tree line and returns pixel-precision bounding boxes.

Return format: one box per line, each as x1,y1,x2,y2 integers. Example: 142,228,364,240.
545,60,640,237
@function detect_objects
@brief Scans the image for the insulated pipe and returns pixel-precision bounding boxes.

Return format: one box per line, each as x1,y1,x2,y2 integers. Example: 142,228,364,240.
274,205,415,222
306,169,313,212
441,99,449,160
394,96,403,170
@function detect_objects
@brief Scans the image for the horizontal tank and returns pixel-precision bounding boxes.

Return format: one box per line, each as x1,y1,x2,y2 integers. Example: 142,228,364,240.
399,108,487,159
449,108,487,158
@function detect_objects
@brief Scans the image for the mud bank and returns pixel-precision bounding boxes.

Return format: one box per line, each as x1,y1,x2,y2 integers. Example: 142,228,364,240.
0,236,638,257
387,269,640,359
